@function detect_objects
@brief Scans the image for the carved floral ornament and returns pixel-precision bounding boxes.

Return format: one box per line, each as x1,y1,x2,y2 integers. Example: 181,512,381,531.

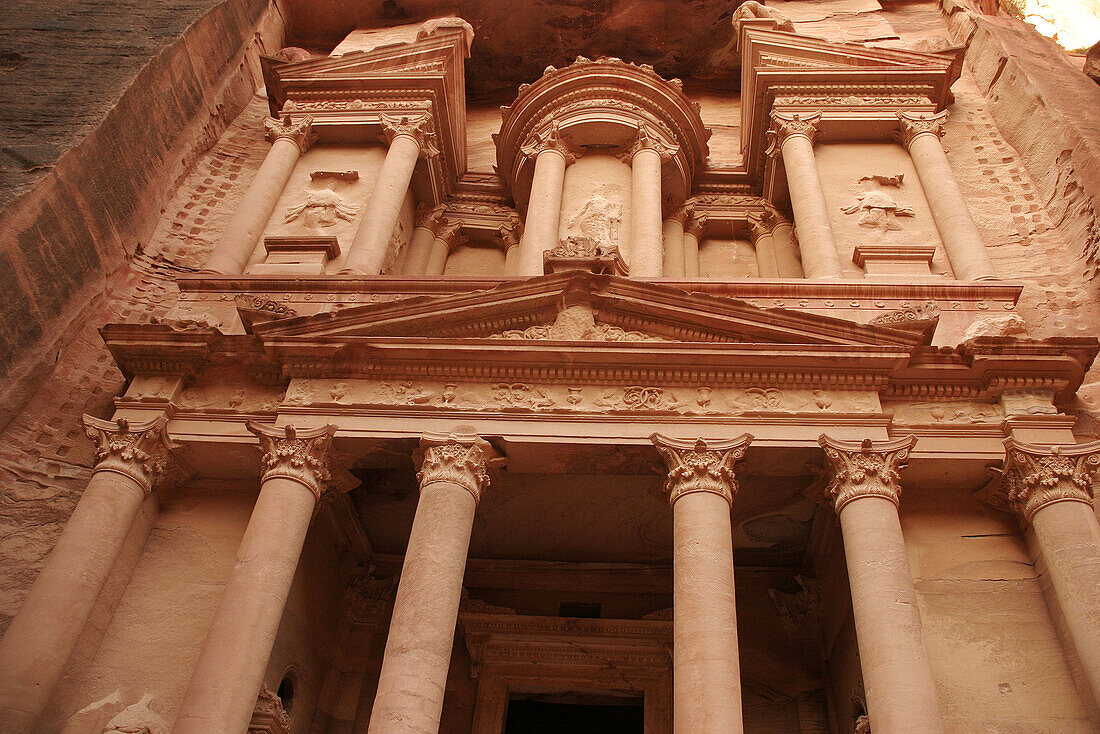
818,435,917,513
82,414,185,495
621,122,679,163
988,438,1100,522
249,683,290,734
379,112,440,158
768,111,822,149
247,422,338,500
414,433,505,504
651,434,753,506
895,110,948,148
263,114,317,154
518,121,578,165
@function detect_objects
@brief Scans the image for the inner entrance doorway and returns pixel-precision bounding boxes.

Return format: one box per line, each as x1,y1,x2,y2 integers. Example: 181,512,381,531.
504,696,644,734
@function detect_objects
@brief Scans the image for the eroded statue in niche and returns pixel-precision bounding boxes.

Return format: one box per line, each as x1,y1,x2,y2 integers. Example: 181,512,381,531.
565,193,622,247
841,186,914,231
284,178,359,228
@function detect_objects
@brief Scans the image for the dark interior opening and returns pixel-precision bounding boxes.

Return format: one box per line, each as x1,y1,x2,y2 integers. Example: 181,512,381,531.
504,697,643,734
558,601,602,618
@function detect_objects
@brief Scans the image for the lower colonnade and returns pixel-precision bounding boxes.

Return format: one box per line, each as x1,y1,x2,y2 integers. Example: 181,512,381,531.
2,411,1099,734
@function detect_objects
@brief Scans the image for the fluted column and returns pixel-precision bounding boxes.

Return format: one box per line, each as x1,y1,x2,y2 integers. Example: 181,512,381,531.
683,211,706,278
990,439,1100,707
343,113,439,275
204,115,316,274
768,112,841,279
399,204,445,275
500,220,523,275
748,211,779,278
819,435,945,734
368,433,503,734
627,125,678,278
424,220,464,276
652,434,753,734
897,112,996,281
172,423,336,734
516,123,575,276
0,415,181,734
663,204,690,277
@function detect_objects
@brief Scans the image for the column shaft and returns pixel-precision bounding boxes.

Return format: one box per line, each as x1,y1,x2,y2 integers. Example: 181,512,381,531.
905,131,996,280
1030,500,1100,706
171,476,317,734
779,134,841,279
631,147,665,278
399,225,438,276
751,219,779,278
204,137,302,274
683,214,706,279
424,236,450,276
516,149,568,276
838,497,945,734
504,245,520,275
672,490,743,733
343,134,421,275
771,219,805,278
0,471,149,734
663,218,686,277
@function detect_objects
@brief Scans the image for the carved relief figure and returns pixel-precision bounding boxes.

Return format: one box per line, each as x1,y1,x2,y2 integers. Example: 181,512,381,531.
565,193,622,247
284,178,359,228
841,189,914,231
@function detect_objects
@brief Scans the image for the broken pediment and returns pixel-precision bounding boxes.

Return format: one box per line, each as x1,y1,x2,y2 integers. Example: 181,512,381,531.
251,271,927,349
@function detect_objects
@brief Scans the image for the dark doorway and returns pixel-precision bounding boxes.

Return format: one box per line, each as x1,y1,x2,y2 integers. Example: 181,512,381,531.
504,696,644,734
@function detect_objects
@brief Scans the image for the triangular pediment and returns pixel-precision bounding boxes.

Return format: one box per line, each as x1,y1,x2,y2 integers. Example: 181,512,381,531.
252,271,926,349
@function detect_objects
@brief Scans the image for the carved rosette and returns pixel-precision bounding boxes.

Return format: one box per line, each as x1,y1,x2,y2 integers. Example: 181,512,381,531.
519,121,578,165
990,439,1100,522
415,433,505,504
247,422,338,500
818,435,916,513
768,111,822,150
651,434,753,506
622,123,679,163
380,112,441,158
264,114,317,154
896,110,947,148
82,414,184,495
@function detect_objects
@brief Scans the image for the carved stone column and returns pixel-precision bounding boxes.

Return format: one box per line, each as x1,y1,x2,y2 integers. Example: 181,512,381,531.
368,433,503,734
399,204,445,275
651,434,752,734
748,211,779,278
818,435,945,734
0,415,181,734
204,115,316,274
343,113,439,275
683,211,706,278
516,123,576,276
768,112,841,279
424,219,465,276
627,124,678,278
990,439,1100,707
769,215,805,278
663,204,691,277
500,220,523,275
172,423,336,734
896,111,996,281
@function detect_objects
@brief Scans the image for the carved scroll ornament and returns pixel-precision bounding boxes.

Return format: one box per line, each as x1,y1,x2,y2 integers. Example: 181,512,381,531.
818,435,916,513
82,414,184,495
380,112,440,158
990,439,1100,522
415,433,505,504
769,111,822,148
247,422,338,500
519,121,577,165
263,114,317,154
651,434,753,506
896,110,948,148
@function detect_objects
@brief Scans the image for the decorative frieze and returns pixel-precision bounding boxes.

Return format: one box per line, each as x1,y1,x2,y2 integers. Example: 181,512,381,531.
414,433,503,504
263,114,317,154
988,439,1100,522
651,434,753,506
818,435,917,513
247,422,337,500
81,414,183,495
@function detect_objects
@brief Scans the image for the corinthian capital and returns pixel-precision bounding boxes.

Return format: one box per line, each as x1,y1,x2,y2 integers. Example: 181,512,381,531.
768,112,822,148
623,123,679,163
818,435,916,513
414,203,447,232
414,433,505,504
989,438,1100,522
380,112,441,158
666,203,694,226
685,211,709,239
82,414,184,495
519,121,578,165
248,422,338,500
896,110,947,148
264,114,317,153
651,434,753,506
